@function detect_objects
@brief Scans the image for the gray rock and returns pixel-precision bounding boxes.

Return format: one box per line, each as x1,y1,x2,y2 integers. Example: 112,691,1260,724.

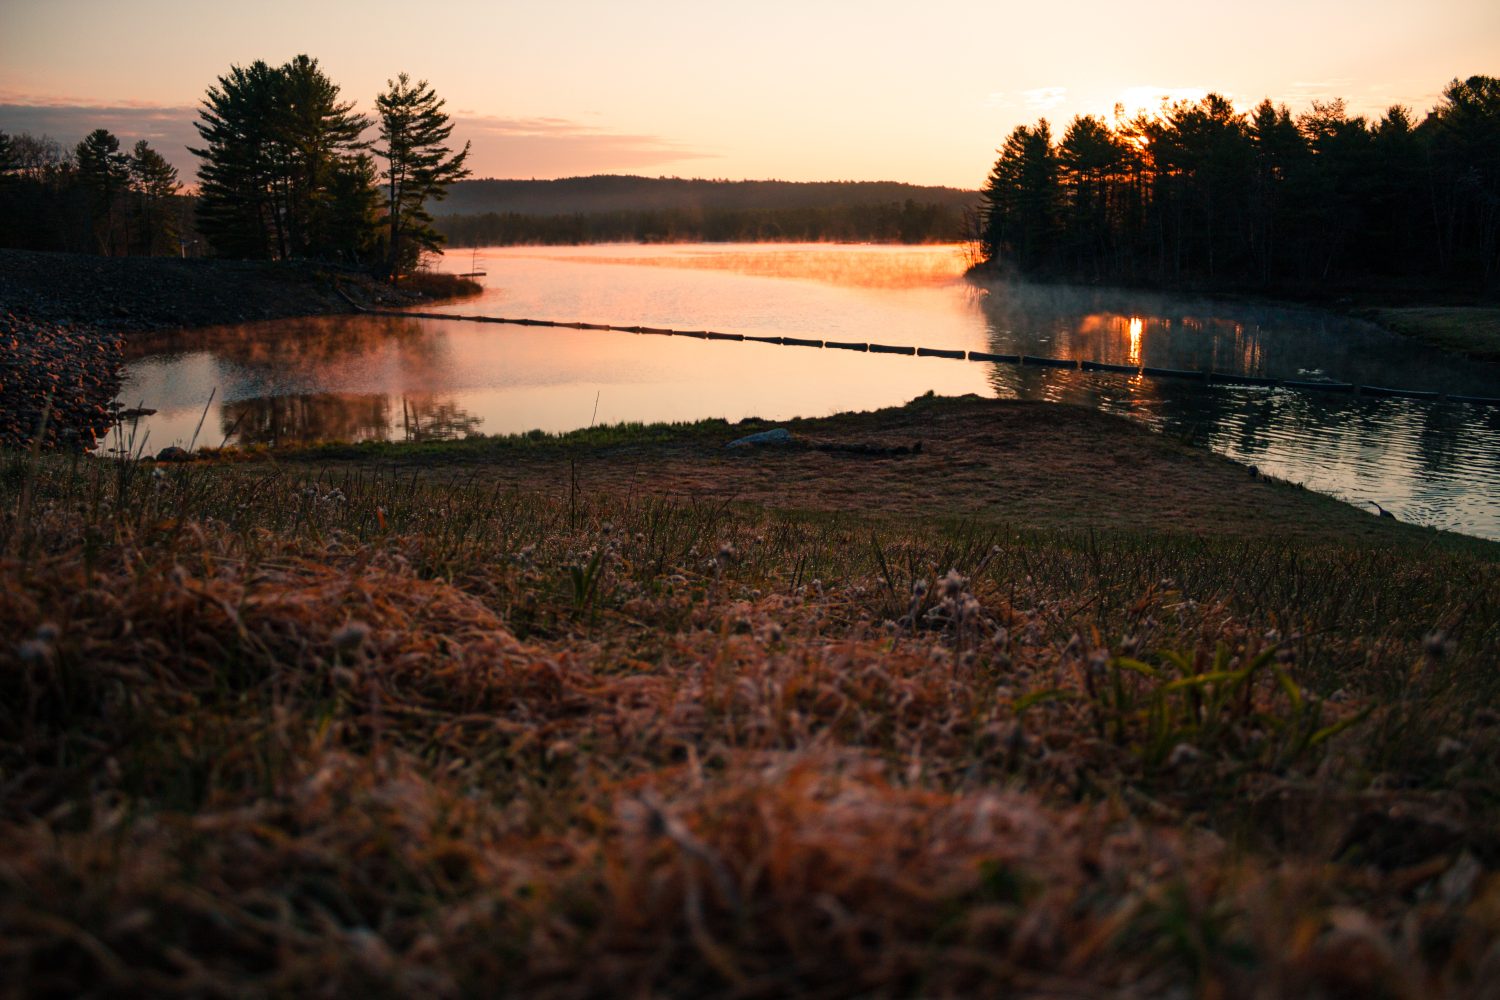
727,428,792,448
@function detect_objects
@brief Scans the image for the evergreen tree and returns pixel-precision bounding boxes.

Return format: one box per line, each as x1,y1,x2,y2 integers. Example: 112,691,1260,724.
192,60,287,259
277,55,371,258
192,57,377,261
980,121,1059,272
1057,115,1124,277
1246,100,1306,282
321,152,383,265
1428,75,1500,283
373,73,471,277
0,131,16,177
971,85,1497,290
1367,106,1429,275
75,129,130,255
128,139,180,255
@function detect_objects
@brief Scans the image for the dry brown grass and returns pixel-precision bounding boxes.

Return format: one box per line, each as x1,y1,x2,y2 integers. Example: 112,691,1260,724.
2,416,1498,996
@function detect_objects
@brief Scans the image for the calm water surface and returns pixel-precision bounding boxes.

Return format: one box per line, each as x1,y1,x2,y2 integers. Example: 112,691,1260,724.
114,244,1500,540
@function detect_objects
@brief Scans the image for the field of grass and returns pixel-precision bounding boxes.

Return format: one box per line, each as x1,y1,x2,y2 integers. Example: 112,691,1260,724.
3,398,1498,997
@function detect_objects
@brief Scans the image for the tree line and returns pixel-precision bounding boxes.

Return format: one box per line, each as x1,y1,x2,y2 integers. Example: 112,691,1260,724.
1,55,470,279
438,176,979,215
436,199,968,247
978,75,1500,292
0,129,185,256
191,55,469,277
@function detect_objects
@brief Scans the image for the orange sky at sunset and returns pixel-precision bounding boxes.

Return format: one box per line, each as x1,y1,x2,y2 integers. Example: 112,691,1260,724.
2,0,1496,188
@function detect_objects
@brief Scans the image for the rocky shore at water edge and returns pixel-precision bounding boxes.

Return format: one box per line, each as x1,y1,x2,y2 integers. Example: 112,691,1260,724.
0,248,481,451
0,310,124,451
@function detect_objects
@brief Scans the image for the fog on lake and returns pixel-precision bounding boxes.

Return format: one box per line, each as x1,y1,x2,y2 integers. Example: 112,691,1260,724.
112,243,1500,540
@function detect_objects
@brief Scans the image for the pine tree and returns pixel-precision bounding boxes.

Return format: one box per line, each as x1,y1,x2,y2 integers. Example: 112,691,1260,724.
277,55,371,258
192,57,376,261
373,73,471,278
321,152,383,265
191,60,287,259
980,121,1059,272
75,129,130,255
129,140,180,255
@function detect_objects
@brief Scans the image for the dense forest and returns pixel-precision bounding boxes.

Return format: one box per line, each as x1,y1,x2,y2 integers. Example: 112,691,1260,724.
978,75,1500,293
434,176,977,245
436,199,969,246
438,176,977,216
0,129,188,256
0,55,470,277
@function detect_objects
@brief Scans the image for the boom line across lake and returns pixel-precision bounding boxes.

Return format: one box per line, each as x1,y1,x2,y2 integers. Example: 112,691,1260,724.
370,306,1500,408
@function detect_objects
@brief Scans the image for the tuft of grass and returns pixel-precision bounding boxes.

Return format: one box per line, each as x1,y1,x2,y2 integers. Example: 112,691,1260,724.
396,270,484,301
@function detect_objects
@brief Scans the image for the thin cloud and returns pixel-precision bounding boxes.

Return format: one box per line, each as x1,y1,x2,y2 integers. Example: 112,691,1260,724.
455,113,718,178
0,101,202,174
1022,87,1067,112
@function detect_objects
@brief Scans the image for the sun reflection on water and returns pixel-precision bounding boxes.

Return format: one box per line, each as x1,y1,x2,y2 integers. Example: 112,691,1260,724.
1128,317,1143,367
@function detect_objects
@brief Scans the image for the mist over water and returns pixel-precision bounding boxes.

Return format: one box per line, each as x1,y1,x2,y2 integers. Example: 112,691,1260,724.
111,244,1500,540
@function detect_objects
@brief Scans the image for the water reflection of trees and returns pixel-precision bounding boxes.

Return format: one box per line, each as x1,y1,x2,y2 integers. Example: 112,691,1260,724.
398,396,484,441
125,315,438,367
222,392,482,445
972,284,1500,512
973,278,1500,393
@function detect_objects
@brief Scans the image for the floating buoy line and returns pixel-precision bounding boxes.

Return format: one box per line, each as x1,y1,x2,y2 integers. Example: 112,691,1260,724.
367,307,1500,408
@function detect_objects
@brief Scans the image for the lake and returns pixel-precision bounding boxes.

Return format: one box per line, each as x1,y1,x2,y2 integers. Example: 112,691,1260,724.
112,243,1500,540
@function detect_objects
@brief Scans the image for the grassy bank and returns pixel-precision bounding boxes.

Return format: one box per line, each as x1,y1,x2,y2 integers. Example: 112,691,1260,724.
1359,306,1500,363
3,397,1497,997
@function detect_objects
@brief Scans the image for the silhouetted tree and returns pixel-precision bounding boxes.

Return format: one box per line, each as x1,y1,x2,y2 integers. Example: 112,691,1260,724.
75,129,131,255
192,60,288,259
321,153,383,265
1428,75,1500,283
1366,105,1428,276
976,74,1500,292
192,56,377,262
128,140,181,255
1246,99,1305,282
276,55,371,258
1057,115,1125,278
980,120,1059,272
374,73,471,277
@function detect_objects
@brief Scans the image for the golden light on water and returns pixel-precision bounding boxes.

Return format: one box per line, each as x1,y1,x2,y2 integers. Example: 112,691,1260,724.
1128,316,1143,366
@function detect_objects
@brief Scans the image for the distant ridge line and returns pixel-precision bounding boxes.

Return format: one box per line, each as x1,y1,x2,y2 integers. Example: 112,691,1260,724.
437,175,980,218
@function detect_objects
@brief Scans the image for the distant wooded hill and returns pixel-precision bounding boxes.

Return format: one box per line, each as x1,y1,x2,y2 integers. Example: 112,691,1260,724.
438,176,978,216
433,176,980,245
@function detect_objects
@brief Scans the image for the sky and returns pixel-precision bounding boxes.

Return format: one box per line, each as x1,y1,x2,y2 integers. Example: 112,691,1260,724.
1,0,1497,189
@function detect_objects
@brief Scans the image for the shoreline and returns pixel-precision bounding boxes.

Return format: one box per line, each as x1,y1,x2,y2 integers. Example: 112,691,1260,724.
259,394,1496,553
0,249,480,448
0,247,481,334
964,262,1500,362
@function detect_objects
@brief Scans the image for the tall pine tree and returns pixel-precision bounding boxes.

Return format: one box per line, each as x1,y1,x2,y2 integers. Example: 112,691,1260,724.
75,129,130,255
192,56,375,261
373,74,471,278
128,140,180,256
191,60,286,259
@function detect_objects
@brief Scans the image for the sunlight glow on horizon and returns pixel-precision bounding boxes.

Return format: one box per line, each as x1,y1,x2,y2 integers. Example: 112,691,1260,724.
1,0,1496,188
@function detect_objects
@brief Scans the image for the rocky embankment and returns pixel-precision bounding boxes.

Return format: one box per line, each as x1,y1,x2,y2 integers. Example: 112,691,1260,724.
0,249,477,450
0,311,123,450
0,248,419,332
